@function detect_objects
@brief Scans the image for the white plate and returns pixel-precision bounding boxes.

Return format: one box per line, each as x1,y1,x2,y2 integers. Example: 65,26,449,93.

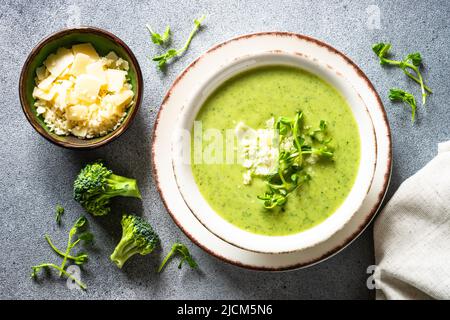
152,32,392,270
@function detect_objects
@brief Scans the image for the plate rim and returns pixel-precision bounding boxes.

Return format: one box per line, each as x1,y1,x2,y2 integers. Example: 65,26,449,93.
151,31,392,271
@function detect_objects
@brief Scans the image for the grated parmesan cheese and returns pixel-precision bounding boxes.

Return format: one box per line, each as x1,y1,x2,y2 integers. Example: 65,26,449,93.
33,43,134,139
235,119,279,184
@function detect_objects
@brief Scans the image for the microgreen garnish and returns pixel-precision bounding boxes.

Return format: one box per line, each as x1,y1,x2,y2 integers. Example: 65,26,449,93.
388,88,417,122
257,111,333,210
146,25,171,46
55,205,64,225
31,263,87,290
372,42,432,105
58,216,91,275
309,120,332,144
31,216,92,290
152,15,205,70
44,234,89,265
157,242,198,272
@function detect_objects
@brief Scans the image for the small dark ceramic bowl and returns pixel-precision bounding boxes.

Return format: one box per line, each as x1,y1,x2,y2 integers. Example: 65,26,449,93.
19,27,143,149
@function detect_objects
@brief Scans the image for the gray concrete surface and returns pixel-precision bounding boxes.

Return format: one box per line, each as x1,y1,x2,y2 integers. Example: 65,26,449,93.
0,0,449,300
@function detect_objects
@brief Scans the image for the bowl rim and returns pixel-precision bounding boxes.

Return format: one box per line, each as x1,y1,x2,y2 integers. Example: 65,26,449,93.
151,31,392,270
19,26,143,149
171,51,378,254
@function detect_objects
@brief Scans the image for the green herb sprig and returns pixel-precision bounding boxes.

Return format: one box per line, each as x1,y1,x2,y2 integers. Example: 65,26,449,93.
31,216,92,290
45,235,89,265
372,43,432,105
152,15,205,69
388,88,417,122
257,111,333,210
158,242,198,272
31,263,87,290
59,216,91,275
55,205,64,225
146,25,171,46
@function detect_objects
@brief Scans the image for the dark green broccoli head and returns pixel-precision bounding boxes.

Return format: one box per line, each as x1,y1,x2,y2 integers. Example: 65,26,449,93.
110,214,160,268
73,161,141,216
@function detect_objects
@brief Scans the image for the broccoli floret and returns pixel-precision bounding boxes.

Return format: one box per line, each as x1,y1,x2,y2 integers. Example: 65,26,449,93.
73,161,142,216
110,214,160,268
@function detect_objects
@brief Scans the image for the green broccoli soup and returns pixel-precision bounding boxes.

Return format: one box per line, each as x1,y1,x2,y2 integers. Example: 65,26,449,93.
191,65,360,236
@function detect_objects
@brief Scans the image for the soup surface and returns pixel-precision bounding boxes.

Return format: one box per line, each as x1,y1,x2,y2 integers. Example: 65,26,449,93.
191,65,360,236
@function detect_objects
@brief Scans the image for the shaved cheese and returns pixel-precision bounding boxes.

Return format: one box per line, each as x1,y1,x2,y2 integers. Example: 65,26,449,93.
105,51,119,63
44,47,74,77
236,120,279,184
33,43,134,139
70,53,93,76
106,69,127,92
37,74,57,91
74,74,102,103
72,43,99,60
66,105,89,121
86,61,107,86
36,66,48,81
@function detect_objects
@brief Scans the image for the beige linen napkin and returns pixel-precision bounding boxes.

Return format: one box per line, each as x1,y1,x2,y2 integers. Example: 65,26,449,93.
374,141,450,300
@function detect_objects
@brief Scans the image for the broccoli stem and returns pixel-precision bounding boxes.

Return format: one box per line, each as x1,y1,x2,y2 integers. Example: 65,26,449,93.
106,174,142,199
110,236,142,268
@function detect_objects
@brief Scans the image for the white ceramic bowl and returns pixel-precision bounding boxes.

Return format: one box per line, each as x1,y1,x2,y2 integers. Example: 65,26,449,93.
172,51,377,254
